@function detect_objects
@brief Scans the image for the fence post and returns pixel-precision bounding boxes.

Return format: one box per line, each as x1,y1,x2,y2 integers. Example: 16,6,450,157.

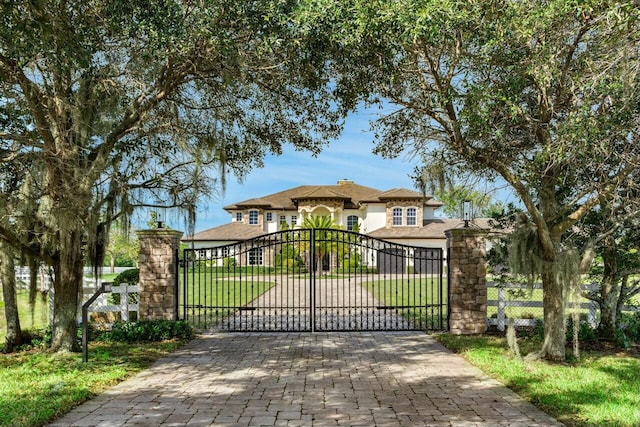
445,227,489,335
122,282,129,322
588,300,598,329
136,229,183,321
497,287,506,332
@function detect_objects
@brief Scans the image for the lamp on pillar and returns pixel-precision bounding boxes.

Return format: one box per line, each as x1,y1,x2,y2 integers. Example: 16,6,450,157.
462,200,472,228
154,204,166,229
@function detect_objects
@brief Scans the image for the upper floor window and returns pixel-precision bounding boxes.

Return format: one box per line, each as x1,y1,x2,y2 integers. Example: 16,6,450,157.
235,212,243,222
392,208,403,225
266,212,273,222
406,208,417,226
347,215,359,231
249,210,259,225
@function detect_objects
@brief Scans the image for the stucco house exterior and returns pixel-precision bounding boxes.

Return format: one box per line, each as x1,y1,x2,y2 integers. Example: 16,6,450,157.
182,180,488,262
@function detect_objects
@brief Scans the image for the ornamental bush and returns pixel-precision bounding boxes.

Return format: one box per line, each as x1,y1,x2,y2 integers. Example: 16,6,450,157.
104,320,194,343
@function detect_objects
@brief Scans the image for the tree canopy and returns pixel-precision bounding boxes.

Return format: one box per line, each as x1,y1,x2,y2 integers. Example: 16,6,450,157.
0,0,349,351
310,0,640,360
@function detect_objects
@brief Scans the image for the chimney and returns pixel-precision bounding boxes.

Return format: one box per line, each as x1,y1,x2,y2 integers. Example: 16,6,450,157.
337,179,354,185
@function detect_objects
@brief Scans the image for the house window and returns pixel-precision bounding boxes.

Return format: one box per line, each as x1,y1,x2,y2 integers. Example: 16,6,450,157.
198,249,207,259
248,248,263,265
266,212,273,222
392,208,403,225
280,215,287,225
291,215,297,226
221,247,230,257
236,212,243,222
406,208,417,225
347,215,359,231
249,210,259,225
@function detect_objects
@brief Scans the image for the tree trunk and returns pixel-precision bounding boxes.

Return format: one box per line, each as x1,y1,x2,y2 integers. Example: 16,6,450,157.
28,256,39,326
598,275,621,338
0,241,22,352
595,238,620,337
50,230,84,352
540,267,566,361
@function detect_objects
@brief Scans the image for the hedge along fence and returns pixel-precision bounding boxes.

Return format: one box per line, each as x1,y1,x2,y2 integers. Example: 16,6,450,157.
487,282,639,331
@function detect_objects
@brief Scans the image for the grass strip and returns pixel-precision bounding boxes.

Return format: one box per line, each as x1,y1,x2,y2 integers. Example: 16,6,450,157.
435,334,640,427
0,340,186,427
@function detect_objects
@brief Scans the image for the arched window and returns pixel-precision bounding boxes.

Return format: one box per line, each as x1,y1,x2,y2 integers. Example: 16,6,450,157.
406,208,417,226
392,207,403,225
347,215,359,231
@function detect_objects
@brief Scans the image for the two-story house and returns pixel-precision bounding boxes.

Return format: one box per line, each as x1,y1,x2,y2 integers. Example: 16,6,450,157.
183,179,476,256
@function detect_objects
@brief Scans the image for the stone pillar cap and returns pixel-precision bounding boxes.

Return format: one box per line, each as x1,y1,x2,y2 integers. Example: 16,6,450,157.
136,229,184,238
445,227,489,237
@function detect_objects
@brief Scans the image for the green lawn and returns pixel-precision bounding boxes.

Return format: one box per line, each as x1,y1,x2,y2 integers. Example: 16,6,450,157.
436,334,640,427
362,276,447,330
180,272,277,328
0,290,49,344
0,340,186,427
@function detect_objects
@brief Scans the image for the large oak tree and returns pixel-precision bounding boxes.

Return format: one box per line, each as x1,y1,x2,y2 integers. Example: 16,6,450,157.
307,0,640,359
0,1,347,351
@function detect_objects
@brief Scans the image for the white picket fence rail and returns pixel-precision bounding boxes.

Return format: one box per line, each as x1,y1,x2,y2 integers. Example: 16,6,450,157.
487,281,639,331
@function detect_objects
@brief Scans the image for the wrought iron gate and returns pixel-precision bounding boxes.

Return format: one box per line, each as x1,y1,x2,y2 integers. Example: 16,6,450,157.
181,229,446,332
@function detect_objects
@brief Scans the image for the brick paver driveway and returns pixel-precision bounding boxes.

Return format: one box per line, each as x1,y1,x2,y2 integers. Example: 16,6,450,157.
50,333,563,427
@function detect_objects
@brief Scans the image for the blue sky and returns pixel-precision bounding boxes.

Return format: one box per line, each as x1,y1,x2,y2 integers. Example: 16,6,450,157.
173,105,517,232
190,106,423,231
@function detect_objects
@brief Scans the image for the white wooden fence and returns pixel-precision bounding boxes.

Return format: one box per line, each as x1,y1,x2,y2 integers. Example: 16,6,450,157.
487,281,638,331
14,266,53,291
81,282,139,322
48,281,139,327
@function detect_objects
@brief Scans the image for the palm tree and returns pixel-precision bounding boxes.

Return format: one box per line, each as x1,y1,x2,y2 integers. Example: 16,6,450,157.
301,215,342,275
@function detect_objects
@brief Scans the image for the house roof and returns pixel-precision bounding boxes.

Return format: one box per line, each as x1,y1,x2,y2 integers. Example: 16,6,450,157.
234,197,273,208
183,221,265,242
376,188,424,200
291,187,351,200
367,218,494,240
184,218,496,243
224,181,436,211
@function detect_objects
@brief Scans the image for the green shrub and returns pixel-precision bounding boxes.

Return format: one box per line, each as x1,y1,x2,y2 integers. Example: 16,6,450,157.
109,269,139,305
223,257,236,270
277,258,299,272
618,310,640,344
113,268,139,286
341,259,358,270
13,328,52,351
336,265,369,274
566,317,597,342
104,320,194,343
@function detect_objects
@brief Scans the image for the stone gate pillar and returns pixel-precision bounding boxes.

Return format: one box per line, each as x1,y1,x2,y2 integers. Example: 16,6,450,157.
136,229,183,321
446,228,488,335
